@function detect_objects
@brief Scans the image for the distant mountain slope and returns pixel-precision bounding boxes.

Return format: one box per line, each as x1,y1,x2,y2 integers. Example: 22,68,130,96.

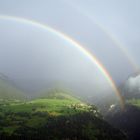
38,88,80,101
0,73,25,99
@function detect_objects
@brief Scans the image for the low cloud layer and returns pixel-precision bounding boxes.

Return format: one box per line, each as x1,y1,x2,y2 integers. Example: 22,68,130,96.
122,74,140,98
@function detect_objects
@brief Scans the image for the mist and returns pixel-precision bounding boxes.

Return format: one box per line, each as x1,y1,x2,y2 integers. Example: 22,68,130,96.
121,74,140,99
1,1,140,140
0,18,118,103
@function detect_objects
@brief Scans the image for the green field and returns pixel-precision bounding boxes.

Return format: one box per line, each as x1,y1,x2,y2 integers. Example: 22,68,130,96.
127,98,140,107
0,97,92,115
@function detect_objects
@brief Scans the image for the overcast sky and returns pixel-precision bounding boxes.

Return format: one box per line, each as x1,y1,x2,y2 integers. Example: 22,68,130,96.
0,0,139,99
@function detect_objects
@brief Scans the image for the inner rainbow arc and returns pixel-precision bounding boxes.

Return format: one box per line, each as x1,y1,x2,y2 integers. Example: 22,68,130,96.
0,15,125,108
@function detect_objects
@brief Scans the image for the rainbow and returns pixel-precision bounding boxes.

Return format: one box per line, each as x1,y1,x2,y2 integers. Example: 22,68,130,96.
0,15,125,108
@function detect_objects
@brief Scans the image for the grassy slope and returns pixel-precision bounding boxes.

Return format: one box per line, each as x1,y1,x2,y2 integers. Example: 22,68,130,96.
0,93,127,140
127,98,140,107
1,95,90,115
0,93,95,135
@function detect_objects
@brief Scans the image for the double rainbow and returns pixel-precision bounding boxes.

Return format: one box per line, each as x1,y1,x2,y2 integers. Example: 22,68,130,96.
0,15,128,109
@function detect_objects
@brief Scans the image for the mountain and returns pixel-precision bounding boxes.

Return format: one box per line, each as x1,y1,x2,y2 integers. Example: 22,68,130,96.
105,104,140,140
0,73,25,99
38,88,80,100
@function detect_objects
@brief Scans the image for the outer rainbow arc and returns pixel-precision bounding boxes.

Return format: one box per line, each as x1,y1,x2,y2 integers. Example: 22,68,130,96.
0,15,124,109
63,0,139,71
85,14,139,71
